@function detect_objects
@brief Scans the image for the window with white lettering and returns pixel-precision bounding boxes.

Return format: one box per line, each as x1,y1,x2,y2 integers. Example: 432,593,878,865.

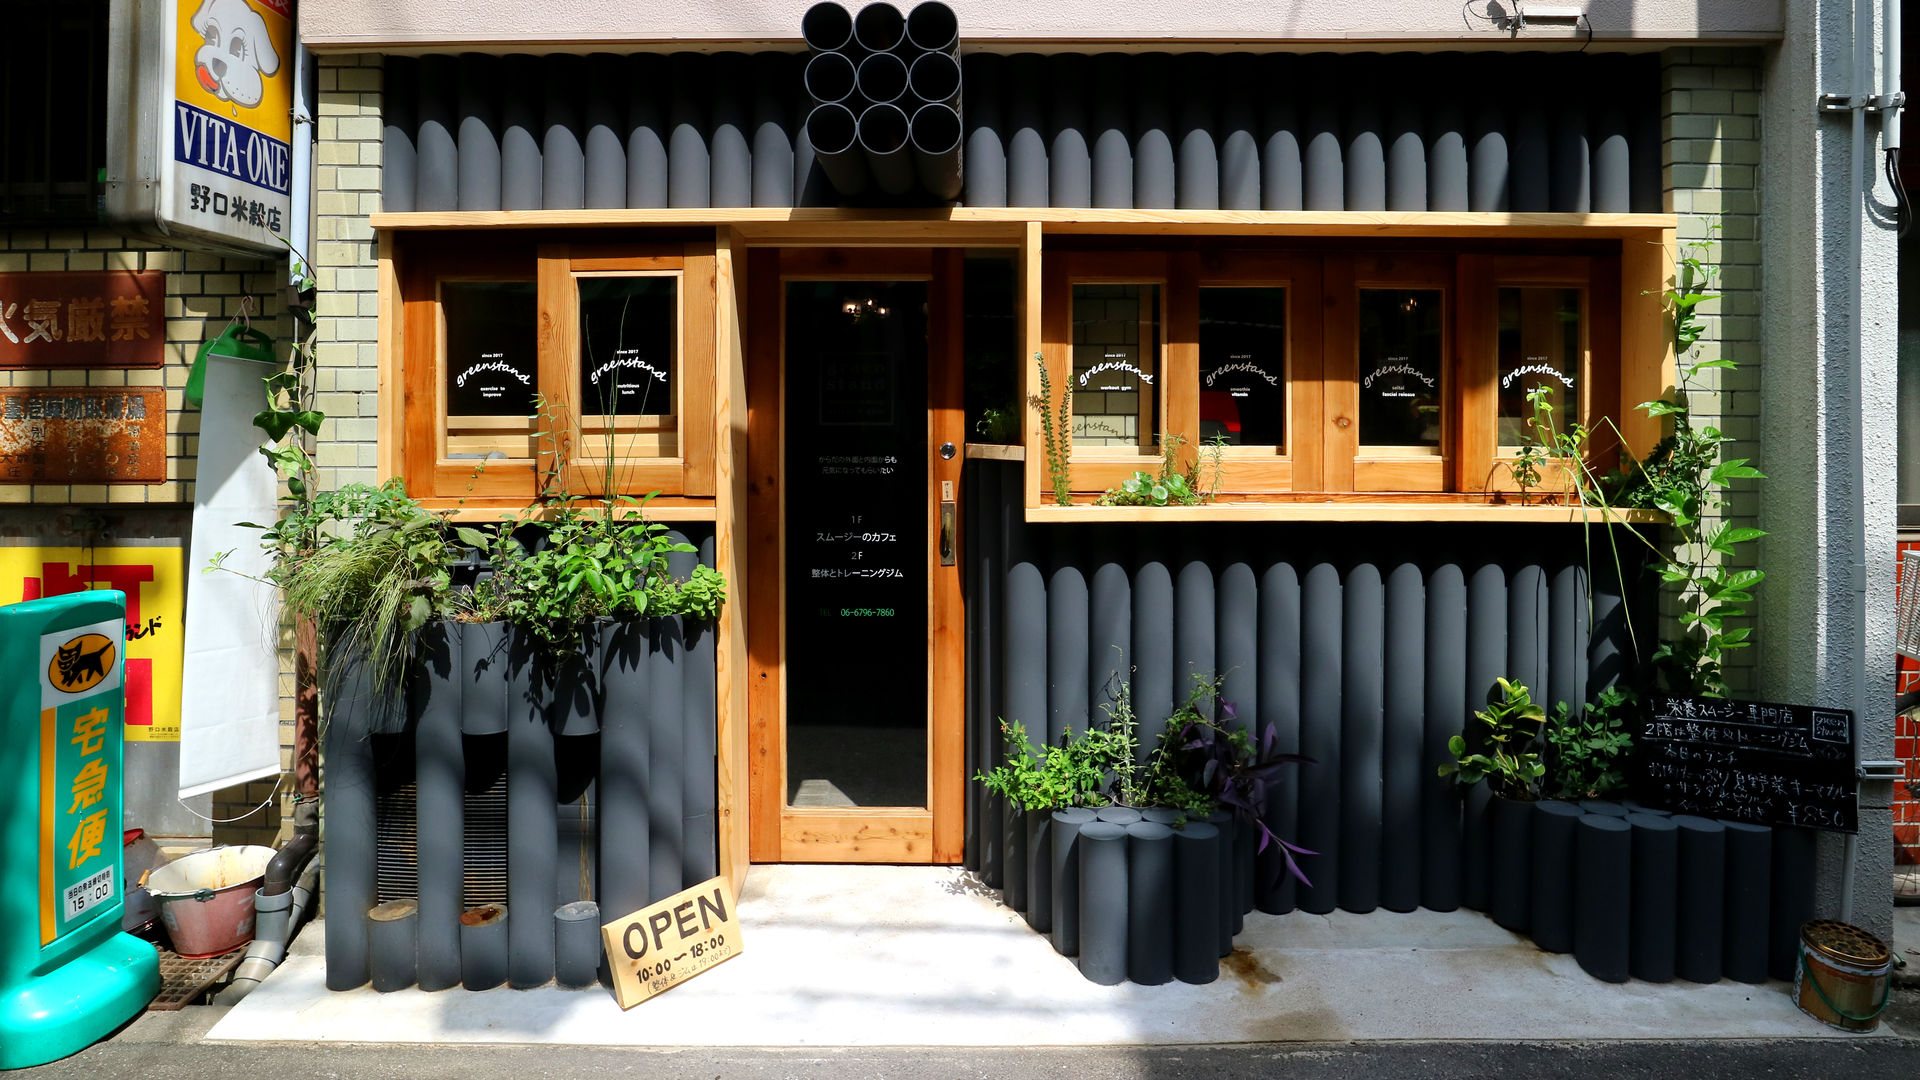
443,281,537,419
578,276,677,421
1071,284,1161,450
1198,287,1287,449
1497,287,1582,449
1357,289,1443,450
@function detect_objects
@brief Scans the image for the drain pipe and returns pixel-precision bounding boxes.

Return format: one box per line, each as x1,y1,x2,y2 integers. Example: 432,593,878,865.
217,852,320,1003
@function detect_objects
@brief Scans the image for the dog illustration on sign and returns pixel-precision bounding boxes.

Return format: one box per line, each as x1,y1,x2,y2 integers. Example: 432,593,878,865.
190,0,280,109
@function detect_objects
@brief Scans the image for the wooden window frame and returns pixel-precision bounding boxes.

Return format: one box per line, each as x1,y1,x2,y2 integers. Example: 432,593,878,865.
1044,251,1172,495
1194,252,1324,492
1326,252,1455,493
394,237,717,506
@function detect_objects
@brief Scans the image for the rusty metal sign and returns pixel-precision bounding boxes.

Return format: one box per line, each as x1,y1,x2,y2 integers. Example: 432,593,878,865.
0,271,166,370
0,389,167,484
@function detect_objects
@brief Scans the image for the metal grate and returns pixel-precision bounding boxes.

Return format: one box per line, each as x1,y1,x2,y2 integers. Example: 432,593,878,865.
0,0,108,224
371,733,510,907
148,945,246,1011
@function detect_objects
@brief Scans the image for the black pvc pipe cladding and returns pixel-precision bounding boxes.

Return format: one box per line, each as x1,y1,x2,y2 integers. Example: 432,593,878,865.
1173,823,1221,984
1528,800,1583,954
853,2,905,53
905,1,958,54
859,103,916,195
1626,812,1678,982
367,902,419,993
805,103,869,196
460,904,508,991
910,104,963,201
802,2,855,53
1768,827,1818,980
1050,808,1096,955
410,621,464,991
322,637,376,990
1127,822,1175,986
909,52,961,108
1003,797,1028,913
1673,815,1726,983
804,52,859,105
1097,806,1142,826
1024,808,1053,934
1078,822,1129,985
1719,820,1771,984
856,52,909,105
1572,814,1631,983
555,901,603,989
1206,810,1235,954
506,623,558,988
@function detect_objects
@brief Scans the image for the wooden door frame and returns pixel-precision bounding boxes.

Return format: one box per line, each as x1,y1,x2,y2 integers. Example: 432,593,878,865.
744,247,967,864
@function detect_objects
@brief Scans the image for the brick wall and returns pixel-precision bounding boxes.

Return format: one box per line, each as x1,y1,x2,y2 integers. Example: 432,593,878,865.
1898,538,1918,865
312,54,385,492
0,226,296,848
1661,47,1764,696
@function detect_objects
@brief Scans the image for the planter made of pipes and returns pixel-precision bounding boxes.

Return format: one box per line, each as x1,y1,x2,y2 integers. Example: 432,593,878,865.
323,605,719,992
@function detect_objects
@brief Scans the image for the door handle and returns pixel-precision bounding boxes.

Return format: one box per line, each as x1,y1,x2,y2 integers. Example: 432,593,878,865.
939,501,956,566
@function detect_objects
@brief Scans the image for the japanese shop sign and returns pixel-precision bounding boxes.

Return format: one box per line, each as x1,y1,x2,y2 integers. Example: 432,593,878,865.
0,271,165,370
0,389,168,485
0,545,185,744
601,876,742,1009
161,0,293,253
37,611,128,945
1634,696,1858,833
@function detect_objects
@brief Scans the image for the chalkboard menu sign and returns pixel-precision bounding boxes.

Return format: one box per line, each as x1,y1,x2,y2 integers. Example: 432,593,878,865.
443,281,536,417
1635,696,1858,833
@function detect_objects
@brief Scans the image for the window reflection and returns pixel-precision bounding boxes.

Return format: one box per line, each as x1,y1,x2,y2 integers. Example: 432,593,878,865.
1497,287,1581,448
1357,289,1443,449
1198,287,1287,448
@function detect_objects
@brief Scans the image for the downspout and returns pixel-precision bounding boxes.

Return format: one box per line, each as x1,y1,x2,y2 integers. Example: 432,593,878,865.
216,857,319,1004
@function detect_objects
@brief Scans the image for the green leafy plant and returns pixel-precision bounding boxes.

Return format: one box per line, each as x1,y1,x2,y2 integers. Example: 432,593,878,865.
1544,685,1638,800
1093,432,1228,507
975,404,1020,444
1030,354,1073,505
973,720,1121,811
1439,676,1547,801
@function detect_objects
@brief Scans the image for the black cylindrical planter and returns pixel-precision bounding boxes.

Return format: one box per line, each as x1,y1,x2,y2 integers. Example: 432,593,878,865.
1673,815,1727,983
323,637,377,991
1768,826,1819,980
460,904,508,991
506,624,557,987
1173,822,1222,985
459,621,508,735
648,618,686,901
1004,799,1028,913
1078,822,1129,986
1025,807,1053,934
1206,810,1236,951
1572,814,1631,983
1233,814,1255,921
1627,812,1678,983
1578,800,1630,818
410,621,464,991
597,618,650,931
1051,808,1096,955
555,901,602,989
1141,808,1182,826
1620,799,1671,817
1719,820,1772,984
1460,783,1493,911
1097,806,1142,826
368,900,418,993
1529,800,1583,953
1127,822,1175,986
1488,795,1534,933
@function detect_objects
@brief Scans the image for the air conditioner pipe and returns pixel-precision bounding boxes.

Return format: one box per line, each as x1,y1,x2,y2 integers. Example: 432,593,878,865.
856,51,910,105
804,50,860,106
802,1,855,53
859,102,916,194
853,2,906,54
911,102,963,200
908,50,961,109
805,102,871,195
905,1,958,55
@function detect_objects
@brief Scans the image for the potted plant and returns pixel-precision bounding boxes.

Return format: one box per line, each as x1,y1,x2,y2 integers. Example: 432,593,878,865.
1441,676,1547,933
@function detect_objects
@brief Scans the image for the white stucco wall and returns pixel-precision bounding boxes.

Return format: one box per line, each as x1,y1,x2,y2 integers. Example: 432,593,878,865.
298,0,1783,49
1758,0,1898,939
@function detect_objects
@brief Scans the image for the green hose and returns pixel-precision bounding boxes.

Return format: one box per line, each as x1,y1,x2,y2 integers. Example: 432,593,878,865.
1801,950,1892,1024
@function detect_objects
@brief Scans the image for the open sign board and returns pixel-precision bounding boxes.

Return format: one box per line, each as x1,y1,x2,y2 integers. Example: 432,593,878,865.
600,876,741,1010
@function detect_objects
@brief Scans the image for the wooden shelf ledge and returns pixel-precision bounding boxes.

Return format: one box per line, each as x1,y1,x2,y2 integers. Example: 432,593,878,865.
1024,503,1667,525
964,443,1026,461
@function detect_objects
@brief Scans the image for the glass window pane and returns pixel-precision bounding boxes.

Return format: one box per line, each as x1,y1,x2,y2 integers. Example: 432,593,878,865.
1497,287,1582,448
1071,284,1160,448
443,281,536,417
1199,287,1287,448
1357,288,1443,449
577,276,676,419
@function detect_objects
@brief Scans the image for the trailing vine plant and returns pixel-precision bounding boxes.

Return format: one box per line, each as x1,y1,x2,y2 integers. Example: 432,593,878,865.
1030,353,1073,505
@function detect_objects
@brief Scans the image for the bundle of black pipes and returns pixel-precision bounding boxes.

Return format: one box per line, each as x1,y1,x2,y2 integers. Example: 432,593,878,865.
324,531,720,992
801,2,963,201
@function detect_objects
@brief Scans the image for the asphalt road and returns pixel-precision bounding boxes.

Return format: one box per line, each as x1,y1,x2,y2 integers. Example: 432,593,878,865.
12,989,1920,1080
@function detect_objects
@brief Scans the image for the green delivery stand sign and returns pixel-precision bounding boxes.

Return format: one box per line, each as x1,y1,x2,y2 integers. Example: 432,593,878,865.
0,590,159,1070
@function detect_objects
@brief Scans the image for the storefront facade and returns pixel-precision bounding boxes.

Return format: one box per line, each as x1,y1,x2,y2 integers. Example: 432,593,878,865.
287,0,1903,948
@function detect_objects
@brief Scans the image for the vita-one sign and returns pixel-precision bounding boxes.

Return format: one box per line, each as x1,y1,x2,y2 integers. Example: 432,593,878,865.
107,1,294,255
600,876,742,1010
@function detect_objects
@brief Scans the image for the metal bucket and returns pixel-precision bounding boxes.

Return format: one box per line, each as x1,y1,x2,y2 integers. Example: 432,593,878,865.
1793,919,1893,1032
145,845,276,957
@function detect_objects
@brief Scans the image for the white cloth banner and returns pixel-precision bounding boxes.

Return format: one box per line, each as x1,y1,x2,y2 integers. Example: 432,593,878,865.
179,352,284,799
